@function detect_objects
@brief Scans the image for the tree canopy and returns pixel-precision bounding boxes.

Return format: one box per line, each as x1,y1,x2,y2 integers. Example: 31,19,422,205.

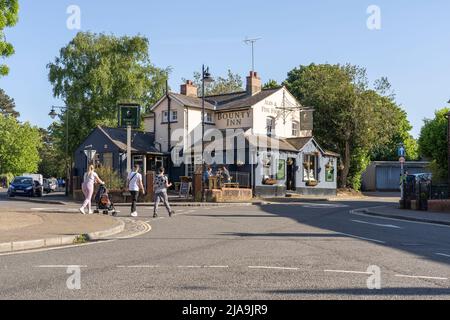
285,63,417,190
0,115,42,175
47,32,169,159
0,88,19,117
418,108,449,182
185,69,244,96
0,0,19,76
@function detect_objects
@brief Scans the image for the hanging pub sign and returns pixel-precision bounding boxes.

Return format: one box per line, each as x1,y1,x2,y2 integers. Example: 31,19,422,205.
118,104,141,128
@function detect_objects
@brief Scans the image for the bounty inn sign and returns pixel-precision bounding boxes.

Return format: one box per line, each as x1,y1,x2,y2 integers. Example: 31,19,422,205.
216,109,252,128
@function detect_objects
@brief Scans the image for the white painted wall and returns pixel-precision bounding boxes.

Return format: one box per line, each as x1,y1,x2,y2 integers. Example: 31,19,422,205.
295,140,337,190
252,88,312,138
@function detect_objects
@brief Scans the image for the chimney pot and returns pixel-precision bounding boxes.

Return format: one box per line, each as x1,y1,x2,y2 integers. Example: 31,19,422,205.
246,70,262,96
181,80,198,97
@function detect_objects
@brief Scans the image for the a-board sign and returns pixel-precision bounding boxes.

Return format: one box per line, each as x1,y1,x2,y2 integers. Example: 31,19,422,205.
179,182,192,199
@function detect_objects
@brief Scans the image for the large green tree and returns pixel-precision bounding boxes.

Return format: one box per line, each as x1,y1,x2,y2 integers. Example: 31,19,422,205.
0,0,19,76
38,128,65,178
47,32,169,159
285,63,413,189
0,88,19,117
0,115,42,175
418,108,449,182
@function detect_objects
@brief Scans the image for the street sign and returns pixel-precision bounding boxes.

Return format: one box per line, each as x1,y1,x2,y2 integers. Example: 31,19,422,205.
398,146,406,158
119,104,141,128
84,150,97,161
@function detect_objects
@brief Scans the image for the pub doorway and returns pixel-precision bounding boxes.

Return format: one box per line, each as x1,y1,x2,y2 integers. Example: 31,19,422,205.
286,158,296,191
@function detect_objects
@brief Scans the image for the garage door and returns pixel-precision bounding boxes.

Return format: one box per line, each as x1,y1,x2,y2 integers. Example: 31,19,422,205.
376,166,428,191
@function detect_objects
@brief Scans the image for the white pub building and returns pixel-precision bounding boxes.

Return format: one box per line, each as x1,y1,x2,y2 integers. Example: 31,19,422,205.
144,71,339,197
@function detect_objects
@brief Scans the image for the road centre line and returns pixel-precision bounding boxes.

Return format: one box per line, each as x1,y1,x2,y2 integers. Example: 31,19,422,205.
248,266,300,271
324,270,372,275
35,265,88,268
395,274,448,281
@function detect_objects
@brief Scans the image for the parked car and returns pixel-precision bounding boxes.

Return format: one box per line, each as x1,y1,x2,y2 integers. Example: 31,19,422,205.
43,178,57,194
8,176,43,198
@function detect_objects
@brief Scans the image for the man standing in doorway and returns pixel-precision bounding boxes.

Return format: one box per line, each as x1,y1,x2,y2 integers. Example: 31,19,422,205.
127,164,145,218
153,167,175,218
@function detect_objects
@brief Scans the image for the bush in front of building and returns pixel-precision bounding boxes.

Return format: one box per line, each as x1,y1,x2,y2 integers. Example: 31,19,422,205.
95,166,124,190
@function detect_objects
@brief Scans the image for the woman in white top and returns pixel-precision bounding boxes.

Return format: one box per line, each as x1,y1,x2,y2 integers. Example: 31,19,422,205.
79,165,104,215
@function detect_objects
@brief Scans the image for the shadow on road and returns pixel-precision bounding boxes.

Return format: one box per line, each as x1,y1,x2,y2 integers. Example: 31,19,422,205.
230,200,450,268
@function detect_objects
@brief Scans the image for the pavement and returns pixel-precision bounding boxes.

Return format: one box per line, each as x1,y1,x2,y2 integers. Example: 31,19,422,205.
0,210,125,253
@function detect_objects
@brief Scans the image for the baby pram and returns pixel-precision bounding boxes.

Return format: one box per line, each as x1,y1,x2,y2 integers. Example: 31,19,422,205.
94,184,118,216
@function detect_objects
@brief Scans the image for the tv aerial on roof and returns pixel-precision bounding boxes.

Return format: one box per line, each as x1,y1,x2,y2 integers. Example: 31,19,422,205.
244,37,262,72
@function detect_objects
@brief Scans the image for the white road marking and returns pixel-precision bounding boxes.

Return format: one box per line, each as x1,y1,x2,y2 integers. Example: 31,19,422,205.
436,253,450,258
336,232,386,244
350,208,450,228
351,219,403,229
117,265,159,269
395,274,448,281
324,270,372,275
178,266,202,268
248,266,300,271
35,265,88,268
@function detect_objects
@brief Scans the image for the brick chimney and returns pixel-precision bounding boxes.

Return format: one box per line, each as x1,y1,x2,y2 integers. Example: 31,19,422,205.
180,80,198,97
246,71,262,96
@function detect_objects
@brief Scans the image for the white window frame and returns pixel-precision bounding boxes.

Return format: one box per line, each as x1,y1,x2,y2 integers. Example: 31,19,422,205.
292,121,299,137
266,117,275,136
171,111,178,122
162,111,169,123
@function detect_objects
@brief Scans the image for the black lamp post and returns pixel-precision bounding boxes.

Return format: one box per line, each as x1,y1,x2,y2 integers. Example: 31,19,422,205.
49,105,70,196
201,65,214,202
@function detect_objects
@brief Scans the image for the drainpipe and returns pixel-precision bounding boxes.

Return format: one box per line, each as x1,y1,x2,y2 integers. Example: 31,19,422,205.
167,80,172,179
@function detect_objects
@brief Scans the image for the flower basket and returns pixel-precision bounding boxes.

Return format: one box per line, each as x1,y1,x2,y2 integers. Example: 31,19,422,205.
306,180,318,187
263,179,278,186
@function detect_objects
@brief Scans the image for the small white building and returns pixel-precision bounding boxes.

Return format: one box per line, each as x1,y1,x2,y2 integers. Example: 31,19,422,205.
145,71,339,197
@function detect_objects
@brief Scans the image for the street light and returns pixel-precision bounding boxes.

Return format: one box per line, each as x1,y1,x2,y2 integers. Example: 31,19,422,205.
49,105,70,196
201,65,214,202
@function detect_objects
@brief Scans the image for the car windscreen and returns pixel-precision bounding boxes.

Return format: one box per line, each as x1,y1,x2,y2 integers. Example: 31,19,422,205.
12,178,33,185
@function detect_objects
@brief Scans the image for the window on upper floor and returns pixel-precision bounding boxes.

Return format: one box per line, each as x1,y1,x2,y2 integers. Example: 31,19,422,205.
292,121,299,137
205,112,213,124
162,111,169,123
162,110,178,123
266,117,275,136
171,111,178,122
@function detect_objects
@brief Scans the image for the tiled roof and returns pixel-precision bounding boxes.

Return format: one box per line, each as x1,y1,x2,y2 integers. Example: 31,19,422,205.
165,87,283,112
285,137,313,151
98,126,161,154
169,93,215,110
206,87,283,111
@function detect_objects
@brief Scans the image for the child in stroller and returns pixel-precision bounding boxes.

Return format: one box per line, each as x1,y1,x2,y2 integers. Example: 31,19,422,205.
94,184,118,216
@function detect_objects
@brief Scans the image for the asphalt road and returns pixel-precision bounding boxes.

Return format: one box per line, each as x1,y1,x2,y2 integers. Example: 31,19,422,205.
1,193,450,300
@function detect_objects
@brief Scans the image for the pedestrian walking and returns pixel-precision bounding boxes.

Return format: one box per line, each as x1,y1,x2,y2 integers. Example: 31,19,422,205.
127,164,145,218
79,165,104,215
153,167,175,218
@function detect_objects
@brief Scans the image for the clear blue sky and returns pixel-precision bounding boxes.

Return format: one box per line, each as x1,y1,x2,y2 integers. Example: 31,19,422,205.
1,0,449,138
